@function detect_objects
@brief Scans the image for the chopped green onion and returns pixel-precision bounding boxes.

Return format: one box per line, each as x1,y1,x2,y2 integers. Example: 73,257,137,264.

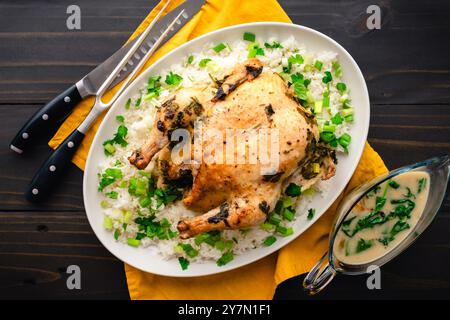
217,251,234,266
125,98,131,110
331,112,343,125
263,236,277,247
276,225,294,237
320,132,336,143
282,208,295,222
314,100,323,114
282,197,293,208
243,32,256,42
285,183,301,197
307,208,316,220
179,243,198,258
332,61,342,77
247,42,264,58
314,60,323,71
199,58,212,68
345,115,354,122
103,216,113,230
268,214,282,226
187,55,194,65
322,92,330,108
178,257,190,270
100,200,110,208
103,143,116,156
213,43,227,53
116,115,125,123
135,97,142,107
214,240,233,252
127,238,140,247
338,133,352,149
322,124,336,133
260,222,276,231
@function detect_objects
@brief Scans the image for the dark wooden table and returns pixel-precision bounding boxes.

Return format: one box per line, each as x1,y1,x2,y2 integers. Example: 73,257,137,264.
0,0,449,300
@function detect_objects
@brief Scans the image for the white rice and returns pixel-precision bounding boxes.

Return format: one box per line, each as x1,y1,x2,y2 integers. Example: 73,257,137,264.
97,35,353,266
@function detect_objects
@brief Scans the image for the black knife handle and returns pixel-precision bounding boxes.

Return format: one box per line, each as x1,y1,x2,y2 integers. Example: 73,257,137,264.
25,129,85,202
10,84,82,154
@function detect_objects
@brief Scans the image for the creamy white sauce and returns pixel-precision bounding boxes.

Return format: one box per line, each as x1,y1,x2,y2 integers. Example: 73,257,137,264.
334,171,429,265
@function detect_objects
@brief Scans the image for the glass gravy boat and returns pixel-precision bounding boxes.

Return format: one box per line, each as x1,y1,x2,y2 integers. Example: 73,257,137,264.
303,155,450,295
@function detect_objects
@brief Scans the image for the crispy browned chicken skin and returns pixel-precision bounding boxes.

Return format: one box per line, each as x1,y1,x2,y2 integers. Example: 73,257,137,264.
129,58,336,238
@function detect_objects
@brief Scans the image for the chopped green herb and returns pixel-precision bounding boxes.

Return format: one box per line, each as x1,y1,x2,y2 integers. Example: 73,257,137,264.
103,124,128,156
247,42,264,58
179,243,198,258
127,238,140,247
285,183,301,197
307,208,316,220
125,98,131,110
378,220,410,246
314,60,323,71
113,229,120,240
260,222,276,231
331,112,343,125
213,43,227,53
322,71,333,84
135,97,142,107
98,168,123,191
388,180,400,189
356,238,373,253
282,208,295,222
178,257,190,270
288,54,304,65
147,76,162,98
332,61,342,77
336,82,347,93
417,178,427,193
199,58,212,68
276,225,294,237
103,143,116,156
214,240,234,252
116,115,125,123
165,72,183,86
243,32,256,42
268,214,282,226
404,187,416,199
217,251,234,266
263,236,277,246
106,191,119,199
103,216,113,230
264,41,283,49
187,55,194,65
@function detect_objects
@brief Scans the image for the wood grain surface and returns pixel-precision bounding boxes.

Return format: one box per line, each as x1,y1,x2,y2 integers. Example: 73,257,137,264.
0,0,449,299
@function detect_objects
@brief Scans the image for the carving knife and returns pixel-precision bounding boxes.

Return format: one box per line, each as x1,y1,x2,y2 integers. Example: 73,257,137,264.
10,0,205,154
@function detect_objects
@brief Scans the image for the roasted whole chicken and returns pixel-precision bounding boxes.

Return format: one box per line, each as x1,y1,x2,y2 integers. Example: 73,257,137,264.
129,58,336,239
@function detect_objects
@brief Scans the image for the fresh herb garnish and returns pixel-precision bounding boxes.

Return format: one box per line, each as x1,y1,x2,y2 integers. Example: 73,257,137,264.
263,236,277,246
288,54,304,65
178,257,190,270
187,55,194,65
98,168,122,191
247,42,264,58
264,41,283,49
199,58,212,68
106,191,119,199
307,208,316,220
213,43,227,53
125,98,131,110
332,61,342,77
417,178,427,193
165,72,183,86
356,238,373,253
336,82,347,93
404,187,416,199
314,60,323,71
285,183,301,197
378,220,410,246
217,251,234,266
388,180,400,189
243,32,256,42
322,71,333,84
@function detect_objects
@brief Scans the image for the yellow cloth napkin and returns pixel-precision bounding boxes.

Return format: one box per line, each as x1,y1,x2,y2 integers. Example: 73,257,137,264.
49,0,388,299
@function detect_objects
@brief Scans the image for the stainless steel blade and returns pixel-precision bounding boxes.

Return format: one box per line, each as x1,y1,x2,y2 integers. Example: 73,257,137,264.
76,0,205,98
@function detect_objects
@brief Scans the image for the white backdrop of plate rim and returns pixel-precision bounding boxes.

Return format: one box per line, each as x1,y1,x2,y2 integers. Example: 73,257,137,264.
83,22,370,277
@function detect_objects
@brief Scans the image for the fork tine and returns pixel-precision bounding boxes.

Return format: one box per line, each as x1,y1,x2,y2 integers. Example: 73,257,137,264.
95,0,173,99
